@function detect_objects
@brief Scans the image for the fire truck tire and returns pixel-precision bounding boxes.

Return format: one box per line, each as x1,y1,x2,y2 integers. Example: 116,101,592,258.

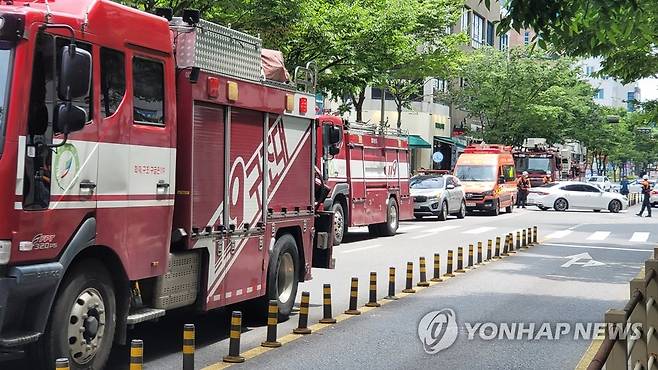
33,260,116,370
264,234,299,320
380,198,399,236
332,202,346,246
437,201,448,221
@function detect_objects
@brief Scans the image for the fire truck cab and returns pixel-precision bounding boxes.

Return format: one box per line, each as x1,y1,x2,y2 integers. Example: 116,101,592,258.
0,1,338,368
316,115,413,245
513,145,561,187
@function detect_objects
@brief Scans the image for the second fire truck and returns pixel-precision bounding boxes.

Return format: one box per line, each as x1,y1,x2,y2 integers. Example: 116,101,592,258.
316,116,413,245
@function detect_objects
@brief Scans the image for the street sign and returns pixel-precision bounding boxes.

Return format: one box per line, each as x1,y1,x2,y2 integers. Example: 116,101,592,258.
561,252,605,268
432,152,444,163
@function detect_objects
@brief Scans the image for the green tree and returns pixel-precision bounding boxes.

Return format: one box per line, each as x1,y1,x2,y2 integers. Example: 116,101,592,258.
439,47,597,146
498,0,658,83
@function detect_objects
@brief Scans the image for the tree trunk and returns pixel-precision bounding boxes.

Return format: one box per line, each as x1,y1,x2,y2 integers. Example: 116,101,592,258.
352,90,366,122
396,101,403,129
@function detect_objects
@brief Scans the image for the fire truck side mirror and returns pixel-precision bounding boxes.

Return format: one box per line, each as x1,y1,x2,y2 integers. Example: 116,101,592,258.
328,146,340,156
54,103,87,135
58,45,92,101
323,125,342,147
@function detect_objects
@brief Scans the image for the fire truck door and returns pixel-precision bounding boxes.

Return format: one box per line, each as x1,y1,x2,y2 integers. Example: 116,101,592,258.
125,54,174,278
348,143,367,226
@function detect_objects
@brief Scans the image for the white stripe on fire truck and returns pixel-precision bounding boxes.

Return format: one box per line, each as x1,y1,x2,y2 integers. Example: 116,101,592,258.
14,199,175,210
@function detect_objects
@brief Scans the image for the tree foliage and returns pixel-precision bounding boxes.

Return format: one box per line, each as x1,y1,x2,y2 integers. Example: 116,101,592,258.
439,47,597,146
499,0,658,83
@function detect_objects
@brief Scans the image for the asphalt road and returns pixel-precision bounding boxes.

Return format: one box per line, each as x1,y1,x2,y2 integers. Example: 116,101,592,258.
4,204,656,369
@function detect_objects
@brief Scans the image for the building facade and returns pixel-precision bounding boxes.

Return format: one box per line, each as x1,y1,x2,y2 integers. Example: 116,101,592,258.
579,57,641,111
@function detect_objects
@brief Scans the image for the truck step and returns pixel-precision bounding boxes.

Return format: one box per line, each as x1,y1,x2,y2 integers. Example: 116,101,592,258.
127,307,166,325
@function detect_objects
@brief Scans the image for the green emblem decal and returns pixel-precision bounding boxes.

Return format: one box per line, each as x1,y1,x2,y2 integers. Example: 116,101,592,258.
54,143,80,191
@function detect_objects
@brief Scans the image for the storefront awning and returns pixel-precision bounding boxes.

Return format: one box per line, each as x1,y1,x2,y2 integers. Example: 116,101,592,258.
407,135,432,149
434,136,467,148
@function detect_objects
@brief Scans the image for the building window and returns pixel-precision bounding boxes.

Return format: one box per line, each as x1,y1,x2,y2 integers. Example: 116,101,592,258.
371,87,394,100
133,57,165,125
524,31,530,45
499,33,509,51
627,91,635,112
100,48,126,118
432,79,447,103
585,66,594,76
460,8,470,33
595,89,604,100
486,21,494,46
472,13,485,48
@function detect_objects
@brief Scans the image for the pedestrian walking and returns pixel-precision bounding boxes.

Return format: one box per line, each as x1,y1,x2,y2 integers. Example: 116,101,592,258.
636,175,652,217
517,171,531,208
619,176,629,196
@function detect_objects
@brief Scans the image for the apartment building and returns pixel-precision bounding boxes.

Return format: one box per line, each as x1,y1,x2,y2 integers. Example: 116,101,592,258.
579,57,641,111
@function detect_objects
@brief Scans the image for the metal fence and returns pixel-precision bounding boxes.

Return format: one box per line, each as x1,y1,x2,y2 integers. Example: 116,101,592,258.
588,248,658,370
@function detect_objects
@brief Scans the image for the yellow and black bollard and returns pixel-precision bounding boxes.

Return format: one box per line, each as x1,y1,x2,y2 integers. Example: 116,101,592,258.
130,339,144,370
403,262,416,293
533,226,538,244
417,257,430,287
183,324,195,370
431,253,443,282
522,229,528,248
444,250,455,277
223,311,245,363
385,267,399,300
516,231,521,250
487,239,493,261
456,247,466,272
501,235,509,256
494,237,501,259
477,242,483,264
262,300,282,347
319,284,337,324
467,244,474,268
508,233,516,254
293,291,312,334
366,272,381,307
527,227,533,246
345,277,361,315
56,358,69,370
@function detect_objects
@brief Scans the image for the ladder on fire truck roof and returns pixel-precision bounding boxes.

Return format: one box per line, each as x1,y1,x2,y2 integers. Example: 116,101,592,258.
347,121,409,138
169,18,316,94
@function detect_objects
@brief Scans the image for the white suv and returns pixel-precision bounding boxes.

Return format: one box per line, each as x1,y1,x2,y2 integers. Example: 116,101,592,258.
588,175,612,192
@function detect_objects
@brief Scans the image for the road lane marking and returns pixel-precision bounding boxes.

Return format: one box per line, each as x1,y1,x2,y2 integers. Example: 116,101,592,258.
462,226,496,234
410,225,460,240
630,232,650,242
398,225,426,232
545,230,572,239
544,242,652,253
587,231,610,241
340,244,382,254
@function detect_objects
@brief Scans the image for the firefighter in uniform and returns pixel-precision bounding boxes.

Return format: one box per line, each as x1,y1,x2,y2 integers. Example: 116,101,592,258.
637,175,652,218
517,171,531,208
542,171,552,185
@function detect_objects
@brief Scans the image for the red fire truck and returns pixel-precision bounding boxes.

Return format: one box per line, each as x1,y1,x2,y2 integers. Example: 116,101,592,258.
0,2,339,368
513,145,562,187
316,116,413,245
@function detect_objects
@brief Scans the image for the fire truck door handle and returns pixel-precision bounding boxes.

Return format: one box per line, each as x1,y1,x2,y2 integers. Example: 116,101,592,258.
156,181,170,194
79,180,97,191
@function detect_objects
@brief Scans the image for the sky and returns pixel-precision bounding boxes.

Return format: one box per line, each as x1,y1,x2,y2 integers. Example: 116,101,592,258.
639,78,658,101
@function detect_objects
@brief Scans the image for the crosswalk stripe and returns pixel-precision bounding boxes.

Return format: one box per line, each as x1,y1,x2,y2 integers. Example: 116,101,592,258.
463,226,496,234
546,230,573,239
630,232,650,243
410,225,460,240
587,231,611,241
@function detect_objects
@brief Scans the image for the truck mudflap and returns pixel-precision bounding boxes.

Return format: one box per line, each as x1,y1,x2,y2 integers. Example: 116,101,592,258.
312,211,335,269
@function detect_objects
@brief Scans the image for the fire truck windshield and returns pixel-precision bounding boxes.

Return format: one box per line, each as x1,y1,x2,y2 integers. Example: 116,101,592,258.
0,48,12,156
455,165,497,182
515,157,551,174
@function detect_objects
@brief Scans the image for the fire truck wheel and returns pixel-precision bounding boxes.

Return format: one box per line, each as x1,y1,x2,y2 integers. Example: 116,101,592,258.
381,198,399,236
265,234,299,319
437,201,448,221
332,202,346,246
457,200,466,219
33,260,116,370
